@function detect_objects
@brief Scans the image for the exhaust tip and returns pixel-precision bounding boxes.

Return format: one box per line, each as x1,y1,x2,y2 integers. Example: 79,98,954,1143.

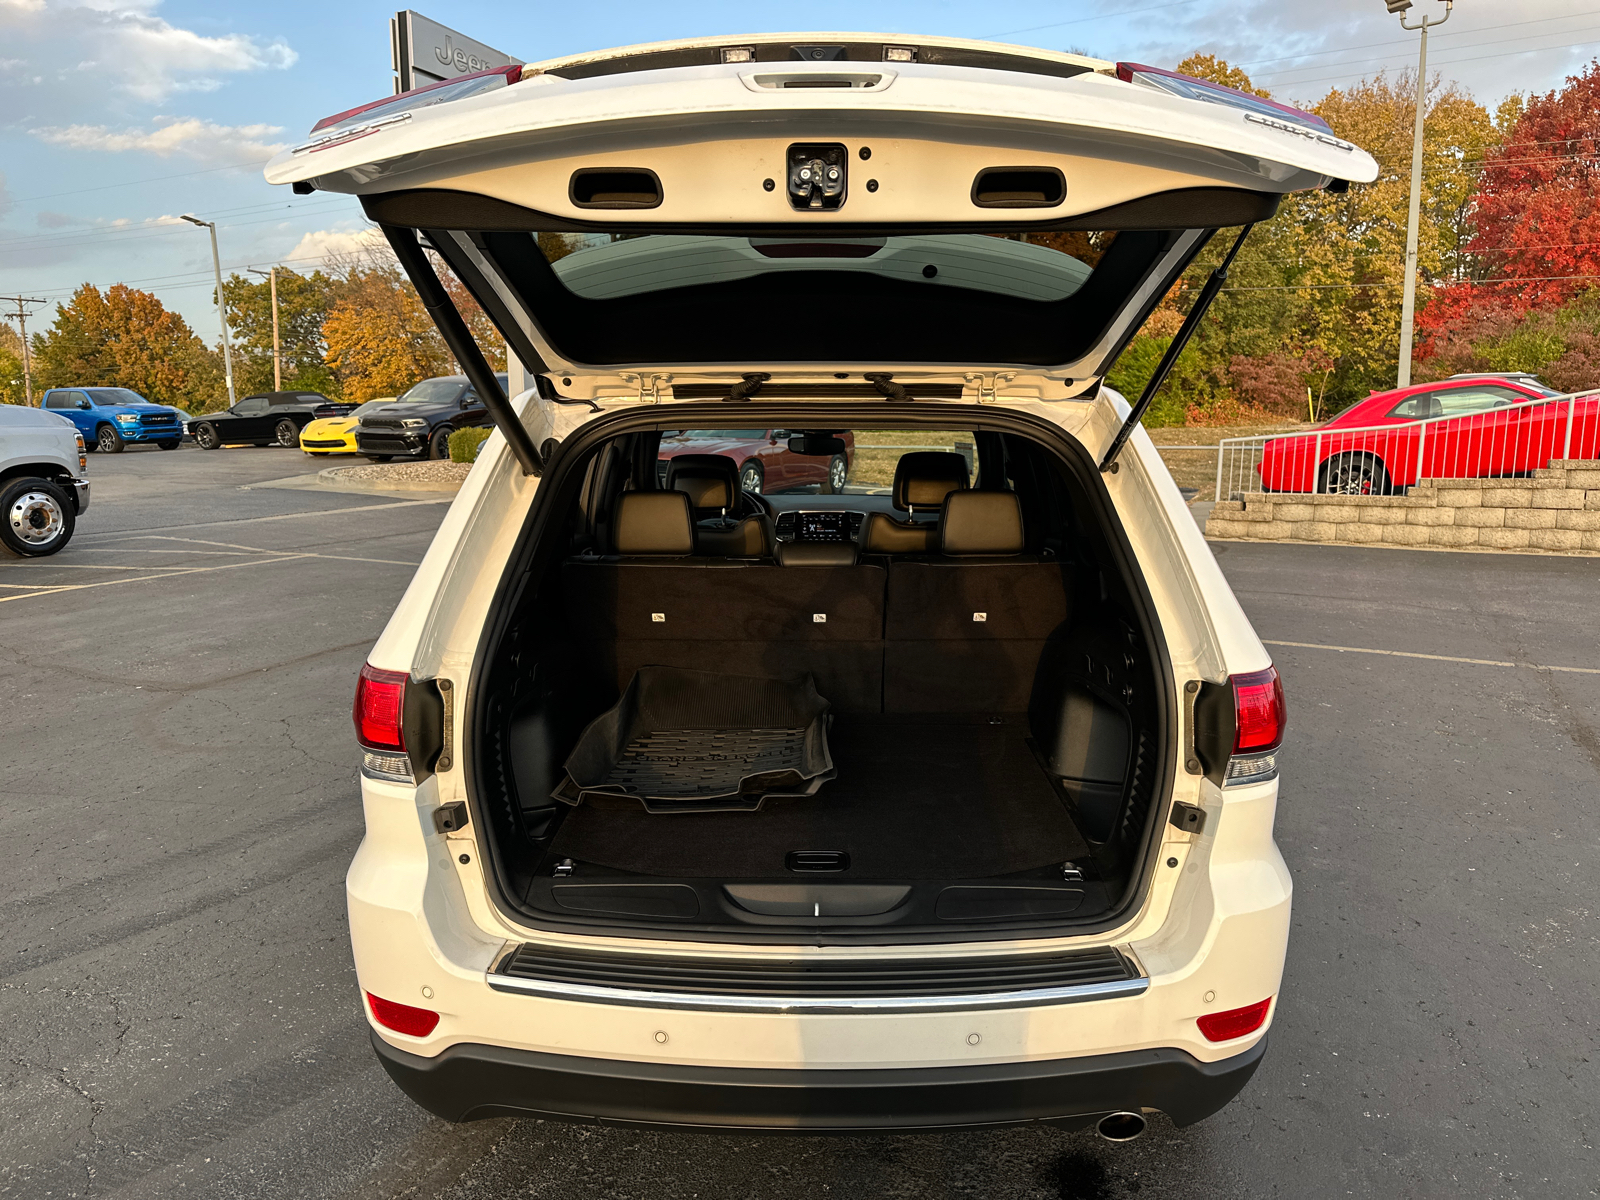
1096,1111,1147,1142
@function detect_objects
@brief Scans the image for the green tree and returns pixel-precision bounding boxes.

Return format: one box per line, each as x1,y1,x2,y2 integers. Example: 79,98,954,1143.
32,284,222,408
222,268,340,397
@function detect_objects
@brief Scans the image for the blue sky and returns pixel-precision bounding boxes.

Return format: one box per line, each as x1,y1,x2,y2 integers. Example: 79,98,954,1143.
2,0,1597,348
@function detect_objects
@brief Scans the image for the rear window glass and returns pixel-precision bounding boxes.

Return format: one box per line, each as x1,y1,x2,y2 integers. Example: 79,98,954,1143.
547,234,1104,303
460,225,1163,368
658,429,975,497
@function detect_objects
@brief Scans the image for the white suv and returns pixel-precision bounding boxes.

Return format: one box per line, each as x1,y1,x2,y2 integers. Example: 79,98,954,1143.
269,34,1375,1137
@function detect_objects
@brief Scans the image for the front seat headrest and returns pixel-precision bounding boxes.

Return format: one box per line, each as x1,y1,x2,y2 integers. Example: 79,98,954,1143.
666,454,738,511
940,491,1025,557
893,451,970,513
613,491,694,556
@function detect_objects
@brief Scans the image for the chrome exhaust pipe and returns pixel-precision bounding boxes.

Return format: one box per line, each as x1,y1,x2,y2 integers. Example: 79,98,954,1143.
1096,1111,1147,1142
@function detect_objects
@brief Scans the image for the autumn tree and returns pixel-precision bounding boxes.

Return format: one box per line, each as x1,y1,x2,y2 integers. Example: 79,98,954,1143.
322,255,505,401
0,322,24,405
1175,53,1270,98
32,284,222,407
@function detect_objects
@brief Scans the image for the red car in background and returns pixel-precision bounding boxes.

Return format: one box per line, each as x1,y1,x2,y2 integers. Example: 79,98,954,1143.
657,428,855,495
1258,374,1599,494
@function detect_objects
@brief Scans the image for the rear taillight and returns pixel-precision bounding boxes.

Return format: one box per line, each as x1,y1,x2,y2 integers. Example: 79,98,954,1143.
1197,997,1272,1043
1227,665,1285,784
354,662,407,751
366,992,440,1038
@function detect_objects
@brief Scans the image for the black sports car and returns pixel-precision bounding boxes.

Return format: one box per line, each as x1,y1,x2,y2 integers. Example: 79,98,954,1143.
189,392,356,449
354,374,505,462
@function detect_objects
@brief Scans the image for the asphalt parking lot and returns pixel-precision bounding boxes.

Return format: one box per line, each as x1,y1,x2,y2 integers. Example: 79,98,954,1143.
4,445,1596,1199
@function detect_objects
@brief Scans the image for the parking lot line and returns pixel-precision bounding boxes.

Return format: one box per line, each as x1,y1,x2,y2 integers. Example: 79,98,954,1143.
1264,638,1600,675
0,554,314,603
74,497,451,539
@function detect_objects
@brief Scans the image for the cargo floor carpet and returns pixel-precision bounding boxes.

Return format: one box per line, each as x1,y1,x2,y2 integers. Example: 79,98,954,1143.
546,715,1090,879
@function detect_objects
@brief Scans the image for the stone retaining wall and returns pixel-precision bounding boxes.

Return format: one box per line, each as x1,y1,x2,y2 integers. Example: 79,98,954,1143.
1205,460,1600,552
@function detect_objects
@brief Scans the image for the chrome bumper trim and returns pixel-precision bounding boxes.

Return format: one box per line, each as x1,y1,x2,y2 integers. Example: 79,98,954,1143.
485,971,1149,1015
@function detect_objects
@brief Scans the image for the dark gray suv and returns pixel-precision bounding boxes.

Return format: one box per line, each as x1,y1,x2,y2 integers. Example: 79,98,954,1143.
353,373,506,462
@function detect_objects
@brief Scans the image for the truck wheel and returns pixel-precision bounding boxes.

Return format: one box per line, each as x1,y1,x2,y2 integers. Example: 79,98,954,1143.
96,425,125,454
427,427,452,460
274,419,299,447
1,477,75,558
195,423,221,450
158,440,181,451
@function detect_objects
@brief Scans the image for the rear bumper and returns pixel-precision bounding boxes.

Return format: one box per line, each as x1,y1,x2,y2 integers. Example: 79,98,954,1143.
370,1029,1265,1132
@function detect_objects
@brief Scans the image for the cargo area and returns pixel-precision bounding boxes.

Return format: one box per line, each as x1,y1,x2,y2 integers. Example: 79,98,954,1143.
467,414,1172,941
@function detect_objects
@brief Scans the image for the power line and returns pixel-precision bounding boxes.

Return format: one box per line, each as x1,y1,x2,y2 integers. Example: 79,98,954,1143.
1240,8,1600,71
8,159,275,206
0,198,353,253
1260,36,1600,93
981,0,1201,40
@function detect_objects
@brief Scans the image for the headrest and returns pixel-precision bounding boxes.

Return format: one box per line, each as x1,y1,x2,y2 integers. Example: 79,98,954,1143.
777,541,858,568
893,451,970,513
860,511,939,555
613,491,694,556
666,454,738,511
940,491,1024,557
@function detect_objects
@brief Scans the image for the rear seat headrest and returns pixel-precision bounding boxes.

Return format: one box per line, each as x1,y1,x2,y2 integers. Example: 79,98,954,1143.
665,454,738,511
940,491,1024,557
893,451,970,513
614,491,694,556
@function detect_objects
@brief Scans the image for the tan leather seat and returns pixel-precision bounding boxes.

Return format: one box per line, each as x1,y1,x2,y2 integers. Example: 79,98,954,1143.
861,450,970,555
612,491,695,556
665,454,772,558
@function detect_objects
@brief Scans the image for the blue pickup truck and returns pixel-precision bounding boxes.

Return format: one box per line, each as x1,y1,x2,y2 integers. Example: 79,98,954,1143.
39,387,186,453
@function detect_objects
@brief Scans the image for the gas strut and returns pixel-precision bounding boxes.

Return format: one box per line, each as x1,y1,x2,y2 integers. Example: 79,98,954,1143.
1099,224,1254,474
381,224,544,477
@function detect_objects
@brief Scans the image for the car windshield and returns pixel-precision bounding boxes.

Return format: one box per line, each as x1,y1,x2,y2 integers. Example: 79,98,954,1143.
395,380,462,403
88,388,148,406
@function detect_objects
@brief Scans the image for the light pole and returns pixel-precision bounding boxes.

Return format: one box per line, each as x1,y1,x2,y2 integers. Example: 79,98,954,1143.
249,266,282,391
1386,0,1452,389
180,214,237,406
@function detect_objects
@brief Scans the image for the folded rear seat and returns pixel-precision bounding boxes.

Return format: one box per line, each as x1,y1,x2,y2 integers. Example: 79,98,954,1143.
563,491,887,712
883,491,1072,712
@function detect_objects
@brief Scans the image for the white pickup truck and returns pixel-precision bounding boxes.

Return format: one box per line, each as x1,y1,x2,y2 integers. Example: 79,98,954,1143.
1,403,89,557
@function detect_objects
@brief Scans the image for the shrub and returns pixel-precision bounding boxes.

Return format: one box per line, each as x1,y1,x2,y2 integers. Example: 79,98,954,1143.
448,426,492,463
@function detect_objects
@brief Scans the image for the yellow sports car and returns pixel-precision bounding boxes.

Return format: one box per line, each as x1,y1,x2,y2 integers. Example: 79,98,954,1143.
299,399,393,455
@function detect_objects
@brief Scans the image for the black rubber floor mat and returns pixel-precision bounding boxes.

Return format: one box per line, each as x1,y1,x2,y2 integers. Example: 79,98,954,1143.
555,666,834,812
549,714,1090,878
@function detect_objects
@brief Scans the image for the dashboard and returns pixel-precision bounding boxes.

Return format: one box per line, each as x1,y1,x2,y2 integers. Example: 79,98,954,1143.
774,510,864,544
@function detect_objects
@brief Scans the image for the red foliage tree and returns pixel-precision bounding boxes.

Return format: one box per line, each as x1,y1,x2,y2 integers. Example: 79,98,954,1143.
1465,59,1600,311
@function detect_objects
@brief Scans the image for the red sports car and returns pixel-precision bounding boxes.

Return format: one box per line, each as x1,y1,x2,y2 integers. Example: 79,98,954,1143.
1256,374,1598,494
657,428,856,495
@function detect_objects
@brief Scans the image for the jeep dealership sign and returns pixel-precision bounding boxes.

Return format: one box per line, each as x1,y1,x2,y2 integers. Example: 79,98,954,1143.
390,10,521,93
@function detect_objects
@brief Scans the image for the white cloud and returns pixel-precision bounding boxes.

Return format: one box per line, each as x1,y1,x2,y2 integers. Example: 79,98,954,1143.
0,0,295,108
32,116,286,160
286,222,387,266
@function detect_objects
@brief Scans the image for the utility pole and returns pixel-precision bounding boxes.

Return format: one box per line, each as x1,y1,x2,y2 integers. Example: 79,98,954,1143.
1,295,46,405
1385,0,1453,389
249,266,282,391
181,214,237,406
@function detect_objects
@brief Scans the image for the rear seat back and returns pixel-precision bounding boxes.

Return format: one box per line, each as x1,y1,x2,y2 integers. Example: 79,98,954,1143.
883,491,1072,711
565,491,885,711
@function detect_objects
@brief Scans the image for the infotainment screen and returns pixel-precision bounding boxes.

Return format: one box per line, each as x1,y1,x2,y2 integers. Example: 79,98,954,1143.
799,512,850,542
